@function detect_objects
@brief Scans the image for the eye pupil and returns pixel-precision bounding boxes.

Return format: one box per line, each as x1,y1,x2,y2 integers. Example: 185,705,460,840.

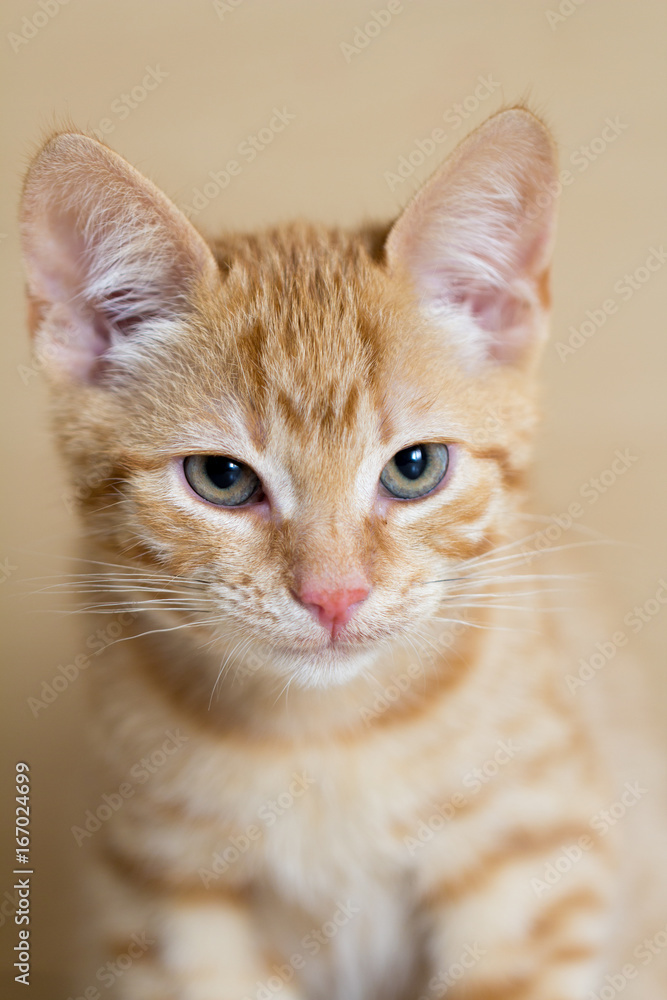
205,456,242,490
394,446,427,481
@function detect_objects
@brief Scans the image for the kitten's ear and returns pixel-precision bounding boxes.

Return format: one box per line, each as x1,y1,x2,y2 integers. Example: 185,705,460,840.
20,133,220,382
385,108,557,366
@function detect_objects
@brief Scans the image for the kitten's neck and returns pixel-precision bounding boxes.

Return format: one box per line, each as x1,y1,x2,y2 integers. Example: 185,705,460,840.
118,612,495,742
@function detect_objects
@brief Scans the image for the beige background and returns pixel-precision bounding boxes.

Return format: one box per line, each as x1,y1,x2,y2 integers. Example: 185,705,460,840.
1,0,665,995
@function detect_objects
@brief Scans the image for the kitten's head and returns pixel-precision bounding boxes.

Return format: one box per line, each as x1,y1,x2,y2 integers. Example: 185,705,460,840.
20,109,557,688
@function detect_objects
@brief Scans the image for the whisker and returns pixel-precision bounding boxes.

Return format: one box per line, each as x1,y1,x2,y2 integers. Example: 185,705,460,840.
44,605,210,617
101,615,234,653
426,616,504,631
209,634,254,708
462,522,611,566
439,586,577,601
437,603,573,614
422,571,591,587
30,582,211,596
428,615,538,634
459,537,616,574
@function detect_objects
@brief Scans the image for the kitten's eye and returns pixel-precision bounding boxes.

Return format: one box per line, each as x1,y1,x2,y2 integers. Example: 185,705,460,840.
183,455,261,506
380,443,449,499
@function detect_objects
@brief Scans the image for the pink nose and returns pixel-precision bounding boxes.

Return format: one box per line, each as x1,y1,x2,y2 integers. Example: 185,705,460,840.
293,580,370,638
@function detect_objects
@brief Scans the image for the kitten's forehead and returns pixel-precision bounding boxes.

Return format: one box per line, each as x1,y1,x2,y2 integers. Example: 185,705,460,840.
214,225,395,444
138,224,484,470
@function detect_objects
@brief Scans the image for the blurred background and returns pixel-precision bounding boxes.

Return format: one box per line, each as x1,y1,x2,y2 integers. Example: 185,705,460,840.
0,1,665,995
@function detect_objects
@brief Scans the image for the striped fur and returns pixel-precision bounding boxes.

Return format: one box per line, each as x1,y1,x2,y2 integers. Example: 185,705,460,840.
20,111,665,999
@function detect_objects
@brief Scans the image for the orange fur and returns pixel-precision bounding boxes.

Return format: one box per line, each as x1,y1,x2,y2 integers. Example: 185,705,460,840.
20,110,666,999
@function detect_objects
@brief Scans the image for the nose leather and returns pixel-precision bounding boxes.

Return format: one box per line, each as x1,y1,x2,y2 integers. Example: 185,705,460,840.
293,580,371,638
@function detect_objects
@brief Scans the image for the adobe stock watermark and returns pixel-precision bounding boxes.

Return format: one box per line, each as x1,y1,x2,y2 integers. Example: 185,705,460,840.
566,579,667,694
340,0,410,63
530,780,648,896
0,888,19,929
0,557,18,584
519,447,639,563
181,107,296,219
384,75,501,192
61,461,117,515
590,922,667,1000
359,618,469,726
525,117,629,223
27,613,138,717
65,932,154,999
230,643,274,683
545,0,588,31
470,403,516,448
8,0,72,53
70,729,189,846
18,326,75,386
418,943,486,1000
198,771,316,886
555,246,667,362
212,0,246,19
90,66,169,143
242,899,360,1000
404,739,522,855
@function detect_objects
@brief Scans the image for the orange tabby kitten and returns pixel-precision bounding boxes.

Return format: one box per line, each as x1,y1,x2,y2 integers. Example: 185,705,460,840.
20,109,665,999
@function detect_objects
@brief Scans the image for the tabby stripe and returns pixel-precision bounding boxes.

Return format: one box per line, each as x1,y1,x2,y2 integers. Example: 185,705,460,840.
468,444,526,490
423,826,606,905
533,887,606,942
98,841,249,900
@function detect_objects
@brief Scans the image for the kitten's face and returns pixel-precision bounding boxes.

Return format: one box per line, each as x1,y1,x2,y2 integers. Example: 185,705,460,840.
63,233,534,686
21,110,556,688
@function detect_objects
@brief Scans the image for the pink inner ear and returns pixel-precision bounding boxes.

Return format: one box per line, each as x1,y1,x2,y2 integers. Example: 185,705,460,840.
32,215,83,303
412,206,553,363
30,220,113,373
458,285,521,331
444,283,531,363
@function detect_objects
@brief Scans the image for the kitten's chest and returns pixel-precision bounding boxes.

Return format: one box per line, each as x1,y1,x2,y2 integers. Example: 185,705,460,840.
181,729,424,898
97,649,465,897
183,733,426,1000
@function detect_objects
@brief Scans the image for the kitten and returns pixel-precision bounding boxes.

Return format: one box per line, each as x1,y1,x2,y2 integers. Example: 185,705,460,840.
20,109,665,1000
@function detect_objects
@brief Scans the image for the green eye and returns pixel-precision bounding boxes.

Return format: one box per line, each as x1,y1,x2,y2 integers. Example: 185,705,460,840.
380,443,449,499
183,455,260,506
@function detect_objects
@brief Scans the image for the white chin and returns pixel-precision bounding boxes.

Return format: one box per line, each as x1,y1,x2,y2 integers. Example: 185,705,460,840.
275,644,379,689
